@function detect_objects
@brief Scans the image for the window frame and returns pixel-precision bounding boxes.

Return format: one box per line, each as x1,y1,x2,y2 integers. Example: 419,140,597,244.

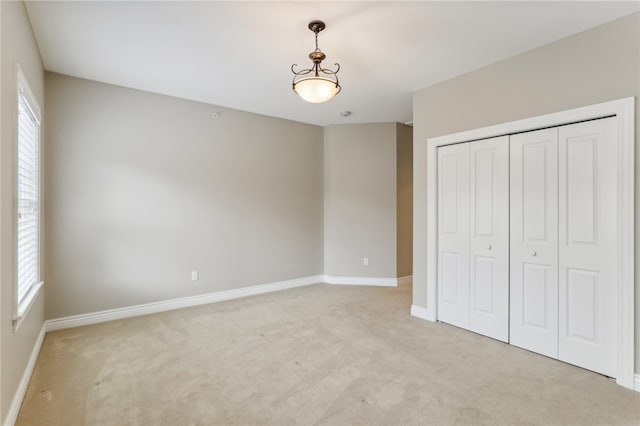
13,65,43,331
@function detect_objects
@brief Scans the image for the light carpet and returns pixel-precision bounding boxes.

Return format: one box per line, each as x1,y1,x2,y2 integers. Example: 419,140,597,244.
16,283,640,425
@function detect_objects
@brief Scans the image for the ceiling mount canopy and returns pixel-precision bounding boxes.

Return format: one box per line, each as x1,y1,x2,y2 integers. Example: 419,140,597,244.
291,20,341,104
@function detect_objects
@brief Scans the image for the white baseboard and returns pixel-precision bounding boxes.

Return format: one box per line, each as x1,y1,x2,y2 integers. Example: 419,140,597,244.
46,275,324,332
635,374,640,392
323,275,397,287
397,275,413,286
45,274,402,332
410,304,435,322
4,324,46,426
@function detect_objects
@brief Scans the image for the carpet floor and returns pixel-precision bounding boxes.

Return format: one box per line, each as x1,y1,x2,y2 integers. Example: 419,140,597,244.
16,283,640,425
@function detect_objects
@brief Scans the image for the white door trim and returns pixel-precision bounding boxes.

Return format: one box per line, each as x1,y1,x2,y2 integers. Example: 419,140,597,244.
423,97,635,389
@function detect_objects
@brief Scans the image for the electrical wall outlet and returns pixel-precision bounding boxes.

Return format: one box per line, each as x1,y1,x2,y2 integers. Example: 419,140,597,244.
363,257,369,266
191,271,199,281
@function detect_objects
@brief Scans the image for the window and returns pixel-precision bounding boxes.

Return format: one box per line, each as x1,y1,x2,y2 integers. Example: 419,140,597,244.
14,68,43,327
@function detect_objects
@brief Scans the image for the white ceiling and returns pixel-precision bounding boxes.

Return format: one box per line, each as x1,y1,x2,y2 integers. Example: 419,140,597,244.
25,1,639,126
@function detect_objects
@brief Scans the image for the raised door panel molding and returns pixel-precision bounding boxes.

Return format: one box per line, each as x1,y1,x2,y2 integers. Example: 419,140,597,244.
566,268,599,343
522,263,551,331
522,143,551,242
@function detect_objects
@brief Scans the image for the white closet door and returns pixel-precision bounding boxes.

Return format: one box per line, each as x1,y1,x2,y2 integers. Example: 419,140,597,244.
468,136,509,342
558,117,618,377
510,128,559,358
437,143,470,330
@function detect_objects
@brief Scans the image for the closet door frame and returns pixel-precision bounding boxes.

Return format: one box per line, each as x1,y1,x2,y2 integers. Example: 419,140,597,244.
420,97,635,390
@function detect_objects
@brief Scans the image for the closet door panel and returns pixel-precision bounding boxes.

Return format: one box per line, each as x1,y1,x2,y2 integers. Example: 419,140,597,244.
469,136,509,342
558,117,617,377
510,128,559,358
437,143,470,329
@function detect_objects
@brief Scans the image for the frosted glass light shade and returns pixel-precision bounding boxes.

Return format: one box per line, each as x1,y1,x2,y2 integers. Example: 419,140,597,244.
294,77,341,103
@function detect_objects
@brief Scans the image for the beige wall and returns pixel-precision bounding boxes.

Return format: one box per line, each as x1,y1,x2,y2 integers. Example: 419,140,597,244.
44,73,324,319
396,124,413,278
323,123,397,279
1,1,46,423
412,13,640,371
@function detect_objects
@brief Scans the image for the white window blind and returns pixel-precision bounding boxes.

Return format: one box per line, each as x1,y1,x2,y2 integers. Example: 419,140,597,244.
16,84,41,310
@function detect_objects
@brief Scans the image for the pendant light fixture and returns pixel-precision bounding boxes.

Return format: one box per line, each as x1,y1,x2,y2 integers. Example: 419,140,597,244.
291,20,341,103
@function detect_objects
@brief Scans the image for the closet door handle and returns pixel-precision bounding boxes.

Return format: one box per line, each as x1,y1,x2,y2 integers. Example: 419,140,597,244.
487,245,492,250
531,251,537,257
